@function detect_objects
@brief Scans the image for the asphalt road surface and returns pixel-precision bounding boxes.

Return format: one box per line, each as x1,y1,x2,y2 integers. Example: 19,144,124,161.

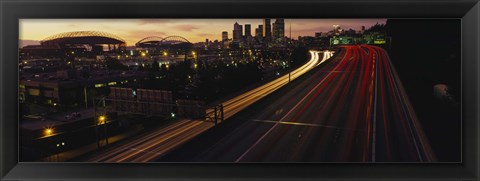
85,50,332,162
160,45,436,162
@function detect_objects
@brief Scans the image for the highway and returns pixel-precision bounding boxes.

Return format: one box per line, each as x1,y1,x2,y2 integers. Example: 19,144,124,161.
161,45,436,162
215,50,333,120
86,50,332,162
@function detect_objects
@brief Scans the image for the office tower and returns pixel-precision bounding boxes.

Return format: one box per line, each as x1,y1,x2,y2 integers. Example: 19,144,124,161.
255,25,263,38
222,31,228,41
233,22,243,41
263,19,271,40
244,24,251,37
272,19,285,43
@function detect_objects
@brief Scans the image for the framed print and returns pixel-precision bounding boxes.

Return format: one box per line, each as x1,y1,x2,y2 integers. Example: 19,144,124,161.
1,0,479,180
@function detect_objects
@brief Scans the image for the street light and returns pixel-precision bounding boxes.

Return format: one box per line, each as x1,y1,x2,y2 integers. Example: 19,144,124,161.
44,128,54,137
98,115,106,125
96,115,109,146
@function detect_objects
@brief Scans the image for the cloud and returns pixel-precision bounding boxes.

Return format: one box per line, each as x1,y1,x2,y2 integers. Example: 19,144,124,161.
137,19,172,25
197,33,215,37
66,24,79,28
120,30,169,45
19,40,40,48
173,25,200,32
125,30,167,37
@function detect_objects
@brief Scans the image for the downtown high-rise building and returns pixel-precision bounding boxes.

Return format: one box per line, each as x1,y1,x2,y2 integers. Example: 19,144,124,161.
222,31,228,42
233,22,243,42
244,24,251,37
263,19,271,40
255,25,263,38
272,19,285,43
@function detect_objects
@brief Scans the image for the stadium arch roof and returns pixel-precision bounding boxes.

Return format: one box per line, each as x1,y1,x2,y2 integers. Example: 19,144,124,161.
41,31,126,46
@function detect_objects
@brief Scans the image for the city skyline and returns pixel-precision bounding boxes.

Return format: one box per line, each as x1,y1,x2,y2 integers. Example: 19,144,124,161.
19,19,386,47
17,19,461,163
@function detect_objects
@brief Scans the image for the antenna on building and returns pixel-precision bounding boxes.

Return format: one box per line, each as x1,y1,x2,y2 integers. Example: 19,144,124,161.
289,21,292,41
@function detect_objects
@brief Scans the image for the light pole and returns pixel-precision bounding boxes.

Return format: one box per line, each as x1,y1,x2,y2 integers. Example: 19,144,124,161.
98,115,108,145
93,99,100,149
288,59,291,83
93,96,109,150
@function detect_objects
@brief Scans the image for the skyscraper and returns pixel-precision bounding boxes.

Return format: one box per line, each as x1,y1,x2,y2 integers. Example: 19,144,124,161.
263,19,271,40
222,31,228,42
233,22,243,42
244,24,251,37
272,19,285,43
255,25,263,38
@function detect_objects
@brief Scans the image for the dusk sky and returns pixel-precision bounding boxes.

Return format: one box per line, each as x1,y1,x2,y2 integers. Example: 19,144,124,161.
19,19,386,47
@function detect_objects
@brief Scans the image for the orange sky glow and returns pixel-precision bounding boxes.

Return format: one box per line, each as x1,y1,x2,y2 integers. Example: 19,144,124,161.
19,19,386,47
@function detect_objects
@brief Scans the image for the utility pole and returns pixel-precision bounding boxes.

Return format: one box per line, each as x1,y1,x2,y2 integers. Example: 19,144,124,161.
93,99,100,150
103,97,108,145
214,106,218,126
288,22,292,83
84,87,88,108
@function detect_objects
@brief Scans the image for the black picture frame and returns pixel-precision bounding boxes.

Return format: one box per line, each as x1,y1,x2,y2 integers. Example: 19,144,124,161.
1,0,479,180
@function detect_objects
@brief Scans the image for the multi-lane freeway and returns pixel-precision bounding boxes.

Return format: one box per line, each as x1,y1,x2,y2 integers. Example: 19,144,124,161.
215,50,333,120
161,45,436,162
86,50,332,162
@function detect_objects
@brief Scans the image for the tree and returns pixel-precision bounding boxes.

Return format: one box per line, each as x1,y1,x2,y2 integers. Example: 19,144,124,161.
105,58,127,70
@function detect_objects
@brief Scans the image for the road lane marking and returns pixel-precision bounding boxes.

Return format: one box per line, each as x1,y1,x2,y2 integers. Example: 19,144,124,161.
251,119,367,132
235,49,348,162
